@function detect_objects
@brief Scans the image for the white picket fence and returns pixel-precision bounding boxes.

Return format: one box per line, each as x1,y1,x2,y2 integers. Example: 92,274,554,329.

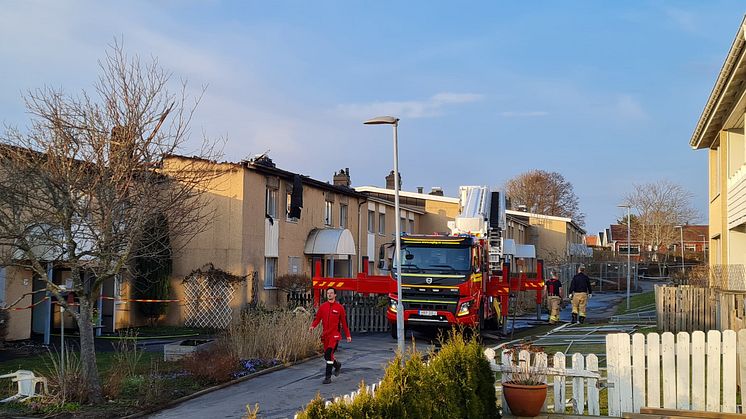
606,329,746,415
484,348,602,415
296,330,746,417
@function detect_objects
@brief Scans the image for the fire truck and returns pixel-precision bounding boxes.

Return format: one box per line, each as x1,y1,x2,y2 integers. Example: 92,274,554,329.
311,186,544,337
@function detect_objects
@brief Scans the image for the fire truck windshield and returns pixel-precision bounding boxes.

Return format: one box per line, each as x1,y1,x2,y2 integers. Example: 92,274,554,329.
398,245,471,273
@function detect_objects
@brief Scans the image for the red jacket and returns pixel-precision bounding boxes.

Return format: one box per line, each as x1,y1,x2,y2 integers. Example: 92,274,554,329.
311,301,351,349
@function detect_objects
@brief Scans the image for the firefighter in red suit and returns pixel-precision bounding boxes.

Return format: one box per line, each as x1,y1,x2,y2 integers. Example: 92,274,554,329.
309,287,352,384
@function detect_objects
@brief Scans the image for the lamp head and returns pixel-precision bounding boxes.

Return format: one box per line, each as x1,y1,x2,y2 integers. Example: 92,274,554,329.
364,116,399,125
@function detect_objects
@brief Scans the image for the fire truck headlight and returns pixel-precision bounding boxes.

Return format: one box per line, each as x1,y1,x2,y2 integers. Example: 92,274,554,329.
457,300,472,317
389,298,397,313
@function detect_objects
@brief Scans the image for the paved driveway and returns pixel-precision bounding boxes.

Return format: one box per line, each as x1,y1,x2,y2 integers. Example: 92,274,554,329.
150,333,432,419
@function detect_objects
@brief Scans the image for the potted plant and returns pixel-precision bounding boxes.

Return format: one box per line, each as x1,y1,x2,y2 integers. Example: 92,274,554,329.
501,345,548,417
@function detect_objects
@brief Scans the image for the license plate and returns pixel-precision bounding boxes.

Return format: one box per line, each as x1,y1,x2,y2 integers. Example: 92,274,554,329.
419,310,437,316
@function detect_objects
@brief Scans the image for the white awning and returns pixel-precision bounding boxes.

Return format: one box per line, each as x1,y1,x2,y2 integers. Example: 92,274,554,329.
515,244,536,259
304,228,357,256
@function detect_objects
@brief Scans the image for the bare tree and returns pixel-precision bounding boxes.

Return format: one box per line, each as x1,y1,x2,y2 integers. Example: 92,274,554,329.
0,42,220,402
623,180,699,271
505,169,585,225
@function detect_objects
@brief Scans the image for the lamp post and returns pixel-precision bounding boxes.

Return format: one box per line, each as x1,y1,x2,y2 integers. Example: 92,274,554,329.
617,204,631,310
674,225,685,274
364,116,404,354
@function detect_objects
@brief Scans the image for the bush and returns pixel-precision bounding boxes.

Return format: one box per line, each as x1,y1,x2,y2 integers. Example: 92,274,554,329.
296,328,499,419
44,347,88,404
181,344,238,384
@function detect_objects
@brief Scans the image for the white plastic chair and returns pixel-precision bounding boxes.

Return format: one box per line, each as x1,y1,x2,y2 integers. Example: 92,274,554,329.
0,370,48,403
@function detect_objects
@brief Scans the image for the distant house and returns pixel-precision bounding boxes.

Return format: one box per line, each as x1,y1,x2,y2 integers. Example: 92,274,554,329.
607,224,708,263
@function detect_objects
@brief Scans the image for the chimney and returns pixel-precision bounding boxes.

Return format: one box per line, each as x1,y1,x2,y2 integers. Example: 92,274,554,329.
417,186,424,194
333,168,351,187
517,204,528,212
429,187,444,196
385,170,402,190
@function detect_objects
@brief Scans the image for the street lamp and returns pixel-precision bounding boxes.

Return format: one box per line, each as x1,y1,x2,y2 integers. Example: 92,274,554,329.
364,115,404,354
674,225,685,274
617,204,631,310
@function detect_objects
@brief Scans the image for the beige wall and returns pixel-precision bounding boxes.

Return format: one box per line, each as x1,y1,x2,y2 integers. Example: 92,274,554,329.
421,200,459,234
709,134,726,265
4,266,32,341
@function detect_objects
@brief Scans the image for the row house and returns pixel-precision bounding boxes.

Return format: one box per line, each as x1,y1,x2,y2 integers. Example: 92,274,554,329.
690,17,746,267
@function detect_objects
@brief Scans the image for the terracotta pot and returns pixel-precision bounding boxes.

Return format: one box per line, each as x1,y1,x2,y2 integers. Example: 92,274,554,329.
502,382,548,417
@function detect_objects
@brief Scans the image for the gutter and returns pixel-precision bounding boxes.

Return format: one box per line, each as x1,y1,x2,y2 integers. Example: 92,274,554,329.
690,16,746,149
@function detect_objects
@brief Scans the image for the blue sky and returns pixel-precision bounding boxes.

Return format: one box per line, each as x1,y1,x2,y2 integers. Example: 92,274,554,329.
1,1,744,235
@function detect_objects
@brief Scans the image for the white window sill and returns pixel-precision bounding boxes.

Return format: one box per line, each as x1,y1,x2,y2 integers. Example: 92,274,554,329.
263,286,279,290
286,218,299,223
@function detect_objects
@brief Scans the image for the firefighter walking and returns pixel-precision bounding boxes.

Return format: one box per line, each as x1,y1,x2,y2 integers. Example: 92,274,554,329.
545,271,563,324
569,265,593,324
309,287,352,384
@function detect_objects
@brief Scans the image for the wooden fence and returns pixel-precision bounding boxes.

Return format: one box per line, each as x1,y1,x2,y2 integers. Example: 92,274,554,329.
655,285,746,333
287,291,389,333
606,330,746,416
655,285,716,333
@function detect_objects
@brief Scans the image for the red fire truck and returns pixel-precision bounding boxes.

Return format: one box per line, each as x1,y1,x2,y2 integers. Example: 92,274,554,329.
311,186,544,337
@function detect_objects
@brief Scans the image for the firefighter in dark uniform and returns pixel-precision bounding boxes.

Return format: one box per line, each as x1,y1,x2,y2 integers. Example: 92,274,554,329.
309,287,352,384
569,265,593,324
545,271,563,324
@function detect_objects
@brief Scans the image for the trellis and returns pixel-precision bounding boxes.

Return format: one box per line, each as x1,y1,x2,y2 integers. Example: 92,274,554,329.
181,264,247,329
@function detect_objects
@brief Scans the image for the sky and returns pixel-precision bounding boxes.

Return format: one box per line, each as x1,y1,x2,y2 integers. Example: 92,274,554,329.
1,1,744,236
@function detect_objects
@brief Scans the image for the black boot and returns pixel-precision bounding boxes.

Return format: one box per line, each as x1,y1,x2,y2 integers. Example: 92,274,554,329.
333,360,341,377
571,313,578,324
323,363,333,384
579,315,586,324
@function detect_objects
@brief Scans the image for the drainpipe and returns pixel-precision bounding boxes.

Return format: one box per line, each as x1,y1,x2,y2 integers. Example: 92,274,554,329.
357,197,368,274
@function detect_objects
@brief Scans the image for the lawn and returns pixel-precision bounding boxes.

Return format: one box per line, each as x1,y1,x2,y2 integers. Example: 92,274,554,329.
615,290,656,315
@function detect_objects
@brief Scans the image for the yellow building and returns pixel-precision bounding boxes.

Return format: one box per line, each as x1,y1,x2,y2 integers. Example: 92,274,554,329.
506,209,587,264
690,18,746,267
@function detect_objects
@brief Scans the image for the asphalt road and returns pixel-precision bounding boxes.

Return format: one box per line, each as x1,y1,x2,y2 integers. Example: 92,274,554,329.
150,333,434,419
149,287,648,419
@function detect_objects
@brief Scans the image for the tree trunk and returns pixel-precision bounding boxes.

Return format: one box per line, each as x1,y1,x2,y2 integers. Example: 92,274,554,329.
77,298,103,403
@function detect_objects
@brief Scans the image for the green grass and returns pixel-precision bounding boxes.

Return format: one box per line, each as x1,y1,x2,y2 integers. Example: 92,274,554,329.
615,291,655,315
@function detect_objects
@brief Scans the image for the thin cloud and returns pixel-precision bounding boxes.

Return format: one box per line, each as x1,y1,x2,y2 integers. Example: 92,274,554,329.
664,7,698,33
336,92,483,119
499,111,549,117
615,94,647,120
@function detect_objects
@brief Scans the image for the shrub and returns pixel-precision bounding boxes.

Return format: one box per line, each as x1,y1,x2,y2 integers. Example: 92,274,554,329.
181,343,238,384
44,347,88,404
295,328,499,419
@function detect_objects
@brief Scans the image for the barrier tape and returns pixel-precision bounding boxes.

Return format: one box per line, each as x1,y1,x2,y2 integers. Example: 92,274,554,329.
8,297,49,311
4,295,226,311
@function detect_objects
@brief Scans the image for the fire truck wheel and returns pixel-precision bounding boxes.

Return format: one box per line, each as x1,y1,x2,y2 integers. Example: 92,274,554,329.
390,324,398,339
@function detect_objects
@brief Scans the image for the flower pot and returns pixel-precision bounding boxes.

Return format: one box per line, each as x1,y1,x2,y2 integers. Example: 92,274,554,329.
502,382,547,417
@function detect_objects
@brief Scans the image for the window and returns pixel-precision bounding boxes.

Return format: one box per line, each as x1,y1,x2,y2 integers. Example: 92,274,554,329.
288,256,301,274
378,213,385,235
339,204,348,228
400,217,407,233
265,188,277,218
285,192,298,222
324,201,333,226
685,245,696,252
619,245,640,255
264,258,278,288
409,219,415,234
368,210,375,233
